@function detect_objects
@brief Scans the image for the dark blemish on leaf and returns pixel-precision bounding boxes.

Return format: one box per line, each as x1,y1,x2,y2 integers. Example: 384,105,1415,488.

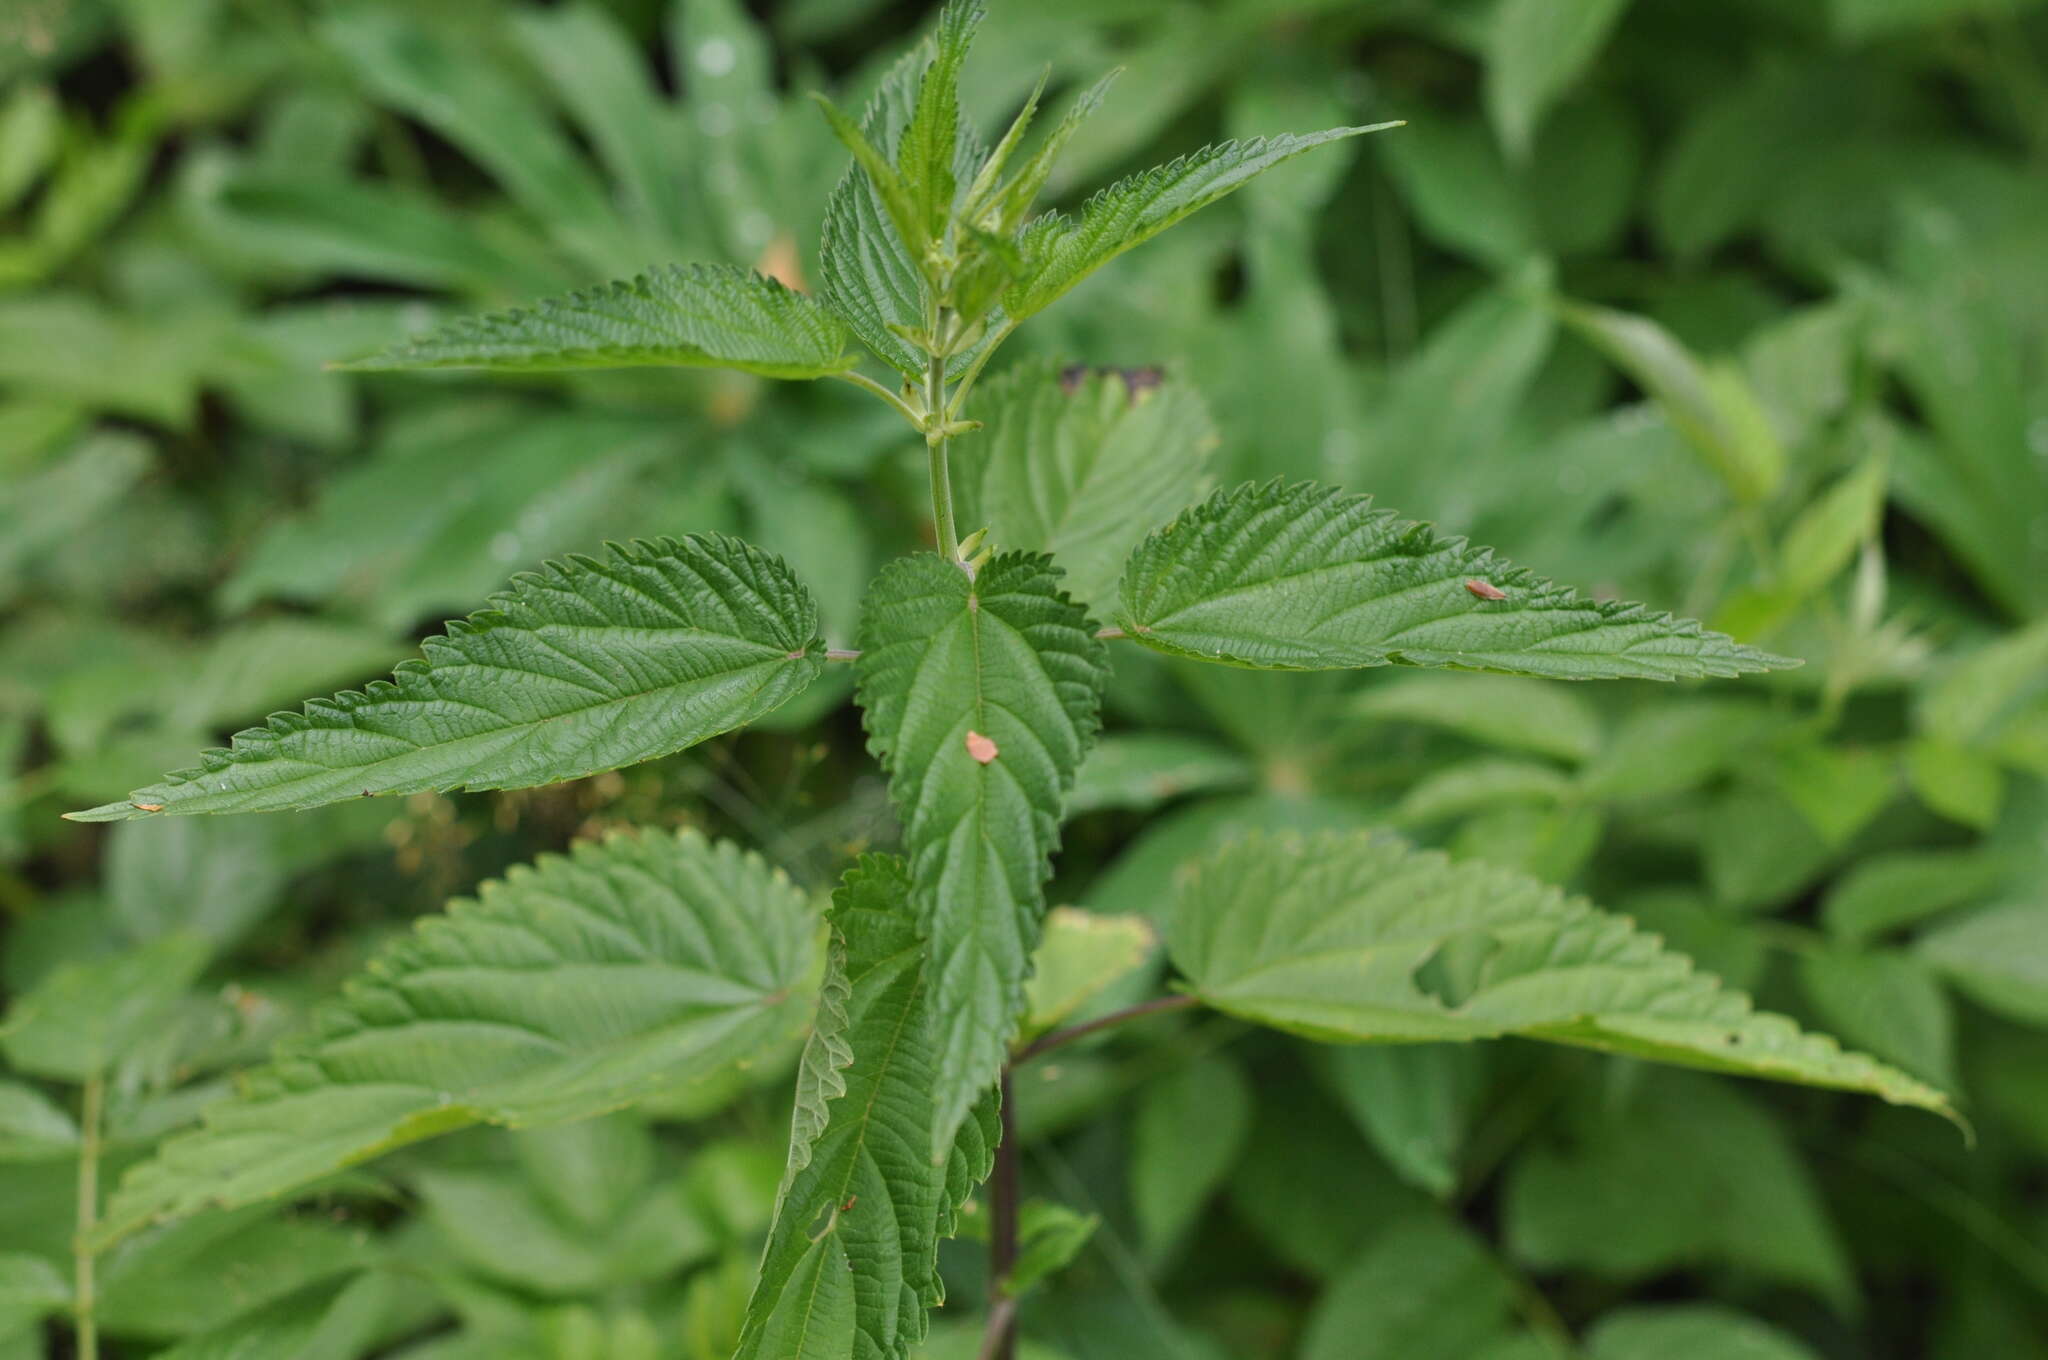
1059,362,1165,403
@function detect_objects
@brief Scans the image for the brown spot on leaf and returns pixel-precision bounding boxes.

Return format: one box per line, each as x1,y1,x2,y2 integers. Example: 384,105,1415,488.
965,730,999,764
1464,579,1507,600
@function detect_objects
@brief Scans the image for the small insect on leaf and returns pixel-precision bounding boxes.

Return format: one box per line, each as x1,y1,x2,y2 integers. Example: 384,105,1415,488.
965,730,1000,764
1464,579,1508,601
131,802,164,812
839,1195,858,1213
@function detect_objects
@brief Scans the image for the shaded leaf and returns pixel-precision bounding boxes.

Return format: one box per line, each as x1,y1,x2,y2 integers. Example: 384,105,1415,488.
1130,1055,1250,1261
1023,908,1157,1037
1165,831,1952,1117
92,829,816,1246
737,856,995,1360
956,358,1216,615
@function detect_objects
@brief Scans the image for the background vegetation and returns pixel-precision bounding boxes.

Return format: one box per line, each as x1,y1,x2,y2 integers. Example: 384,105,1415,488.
3,0,2047,1355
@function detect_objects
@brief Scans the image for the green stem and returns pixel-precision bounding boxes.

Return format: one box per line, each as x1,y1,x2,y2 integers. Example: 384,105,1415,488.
925,336,963,564
74,1074,102,1360
945,319,1017,423
831,368,922,425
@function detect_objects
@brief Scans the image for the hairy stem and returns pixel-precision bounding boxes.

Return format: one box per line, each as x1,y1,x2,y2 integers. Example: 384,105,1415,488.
984,1069,1020,1360
831,367,922,424
1014,993,1200,1065
925,334,963,564
74,1074,102,1360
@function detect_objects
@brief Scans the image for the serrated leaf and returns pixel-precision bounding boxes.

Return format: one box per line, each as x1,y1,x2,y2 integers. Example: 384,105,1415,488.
956,359,1216,615
91,828,816,1247
738,856,991,1360
1120,482,1793,681
1003,124,1397,320
819,46,990,378
856,553,1109,1154
69,535,823,821
337,264,856,378
896,1,981,245
1166,831,1954,1118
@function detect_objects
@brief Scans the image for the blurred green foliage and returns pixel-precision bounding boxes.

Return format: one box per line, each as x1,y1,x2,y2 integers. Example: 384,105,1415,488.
3,0,2047,1355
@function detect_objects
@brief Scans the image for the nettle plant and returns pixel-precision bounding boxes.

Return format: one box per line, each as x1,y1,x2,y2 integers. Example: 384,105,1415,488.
71,6,1953,1356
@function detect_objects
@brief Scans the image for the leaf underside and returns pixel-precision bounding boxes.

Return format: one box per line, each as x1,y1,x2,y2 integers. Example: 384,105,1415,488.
1167,831,1954,1120
736,856,999,1360
69,534,824,821
93,829,817,1248
337,263,859,378
855,552,1108,1155
1120,481,1795,680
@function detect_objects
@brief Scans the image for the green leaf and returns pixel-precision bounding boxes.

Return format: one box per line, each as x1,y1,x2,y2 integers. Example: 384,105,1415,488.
0,935,209,1081
1795,947,1954,1091
1505,1072,1852,1306
152,1272,395,1360
896,1,981,245
1165,831,1953,1117
818,45,990,378
1299,1214,1526,1360
91,829,816,1247
1484,0,1633,161
736,856,995,1360
1022,907,1157,1036
106,815,287,951
1315,1045,1482,1199
856,553,1109,1153
1778,454,1887,599
1130,1055,1250,1261
1353,674,1602,764
0,1080,77,1161
1064,732,1253,816
1906,736,2006,830
1585,1305,1821,1360
336,264,857,378
1918,900,2048,1028
1006,1201,1098,1296
1120,482,1793,681
1560,302,1784,504
1822,848,2011,945
1003,124,1399,320
955,359,1217,615
68,535,824,821
0,1253,68,1338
